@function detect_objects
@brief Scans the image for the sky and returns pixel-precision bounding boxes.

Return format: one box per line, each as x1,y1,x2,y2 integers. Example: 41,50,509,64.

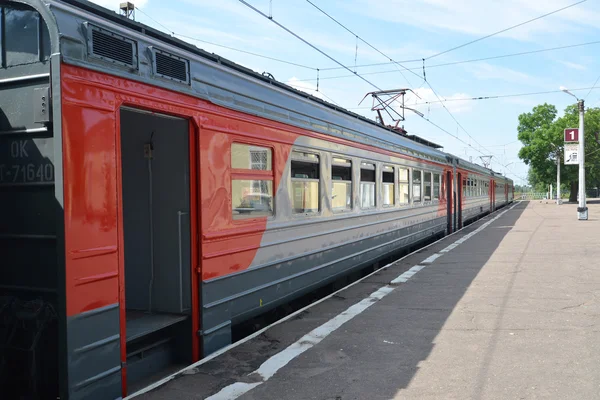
89,0,600,186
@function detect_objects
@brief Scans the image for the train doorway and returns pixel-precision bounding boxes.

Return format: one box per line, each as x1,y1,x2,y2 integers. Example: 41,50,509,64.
457,173,463,229
446,171,452,233
119,108,193,391
490,180,494,213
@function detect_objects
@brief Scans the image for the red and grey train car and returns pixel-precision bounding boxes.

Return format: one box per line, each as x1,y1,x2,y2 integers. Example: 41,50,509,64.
0,0,513,398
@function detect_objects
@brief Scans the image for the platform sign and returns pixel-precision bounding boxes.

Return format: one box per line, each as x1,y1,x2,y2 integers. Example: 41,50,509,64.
564,128,579,142
564,143,579,165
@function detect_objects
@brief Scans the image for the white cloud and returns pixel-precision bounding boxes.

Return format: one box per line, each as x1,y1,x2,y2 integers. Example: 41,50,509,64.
347,0,600,42
559,61,587,71
404,88,473,115
462,62,547,87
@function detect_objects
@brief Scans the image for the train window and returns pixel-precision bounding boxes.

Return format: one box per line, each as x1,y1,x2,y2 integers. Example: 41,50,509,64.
332,157,352,211
463,177,467,198
413,169,422,203
231,143,272,170
360,162,376,208
433,173,440,200
382,165,395,207
424,172,432,201
290,151,320,214
398,167,410,205
4,7,50,66
231,144,274,219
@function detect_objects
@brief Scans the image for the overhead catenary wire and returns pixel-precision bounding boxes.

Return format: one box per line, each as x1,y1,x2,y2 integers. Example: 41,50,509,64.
584,73,600,101
426,0,588,60
287,82,341,105
303,0,500,162
303,0,575,172
135,6,317,71
304,0,415,87
137,2,598,100
319,39,600,72
236,0,501,162
236,0,389,92
136,3,522,175
346,86,600,110
136,5,343,107
298,39,600,81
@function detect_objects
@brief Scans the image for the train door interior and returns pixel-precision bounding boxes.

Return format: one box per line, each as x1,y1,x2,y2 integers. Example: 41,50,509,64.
119,108,193,390
490,180,494,212
457,172,463,229
446,171,452,233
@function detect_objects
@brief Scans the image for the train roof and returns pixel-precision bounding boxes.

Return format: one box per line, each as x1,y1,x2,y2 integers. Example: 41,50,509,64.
14,0,454,163
12,0,512,181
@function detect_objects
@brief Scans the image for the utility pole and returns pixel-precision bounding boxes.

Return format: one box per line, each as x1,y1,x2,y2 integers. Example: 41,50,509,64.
560,86,587,220
577,98,587,219
557,150,562,205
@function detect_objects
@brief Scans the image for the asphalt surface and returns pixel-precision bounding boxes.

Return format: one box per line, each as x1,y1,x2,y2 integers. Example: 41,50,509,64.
134,200,600,400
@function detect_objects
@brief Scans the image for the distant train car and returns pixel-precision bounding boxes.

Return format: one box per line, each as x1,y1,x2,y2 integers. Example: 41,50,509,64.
0,1,512,399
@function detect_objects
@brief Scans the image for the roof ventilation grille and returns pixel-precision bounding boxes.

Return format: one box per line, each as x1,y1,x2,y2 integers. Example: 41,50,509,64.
153,48,190,84
88,25,137,68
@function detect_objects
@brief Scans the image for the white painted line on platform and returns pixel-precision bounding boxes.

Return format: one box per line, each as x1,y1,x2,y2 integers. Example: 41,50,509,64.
126,202,522,399
205,202,521,400
421,253,442,264
440,243,459,253
205,286,395,400
391,265,425,284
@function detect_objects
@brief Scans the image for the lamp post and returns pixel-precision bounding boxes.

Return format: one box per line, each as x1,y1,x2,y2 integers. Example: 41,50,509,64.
550,144,562,205
560,86,587,220
557,149,562,205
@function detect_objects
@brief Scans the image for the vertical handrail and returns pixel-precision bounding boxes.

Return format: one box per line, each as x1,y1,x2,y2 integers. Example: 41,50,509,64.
177,211,189,312
147,149,154,314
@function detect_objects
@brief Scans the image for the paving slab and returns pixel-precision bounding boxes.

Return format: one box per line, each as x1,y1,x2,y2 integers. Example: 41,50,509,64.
132,200,600,400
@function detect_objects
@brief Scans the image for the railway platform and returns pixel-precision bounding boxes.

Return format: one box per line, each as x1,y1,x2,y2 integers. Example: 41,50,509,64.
129,200,600,400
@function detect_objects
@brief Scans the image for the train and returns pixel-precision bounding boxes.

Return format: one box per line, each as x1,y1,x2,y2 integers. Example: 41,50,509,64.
0,0,514,399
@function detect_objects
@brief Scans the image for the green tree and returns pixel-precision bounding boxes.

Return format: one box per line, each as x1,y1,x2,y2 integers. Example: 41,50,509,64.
517,103,600,201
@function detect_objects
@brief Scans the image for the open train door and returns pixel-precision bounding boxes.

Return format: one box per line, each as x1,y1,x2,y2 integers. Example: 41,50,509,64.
457,172,463,229
490,179,494,213
491,180,495,212
446,171,452,233
119,107,198,395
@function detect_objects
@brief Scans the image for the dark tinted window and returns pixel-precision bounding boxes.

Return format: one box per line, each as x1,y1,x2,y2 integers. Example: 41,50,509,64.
2,6,50,67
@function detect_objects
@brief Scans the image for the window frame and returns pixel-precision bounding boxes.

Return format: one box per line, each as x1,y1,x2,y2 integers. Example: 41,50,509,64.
359,161,376,209
230,142,275,221
331,156,353,213
412,169,422,204
423,171,432,202
290,149,322,216
398,166,410,206
382,164,395,208
433,172,440,201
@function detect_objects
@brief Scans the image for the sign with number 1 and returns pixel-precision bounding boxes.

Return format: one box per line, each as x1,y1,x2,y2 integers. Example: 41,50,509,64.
564,128,579,142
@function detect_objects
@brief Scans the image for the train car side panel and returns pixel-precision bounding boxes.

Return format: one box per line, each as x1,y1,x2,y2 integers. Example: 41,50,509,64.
61,74,122,399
